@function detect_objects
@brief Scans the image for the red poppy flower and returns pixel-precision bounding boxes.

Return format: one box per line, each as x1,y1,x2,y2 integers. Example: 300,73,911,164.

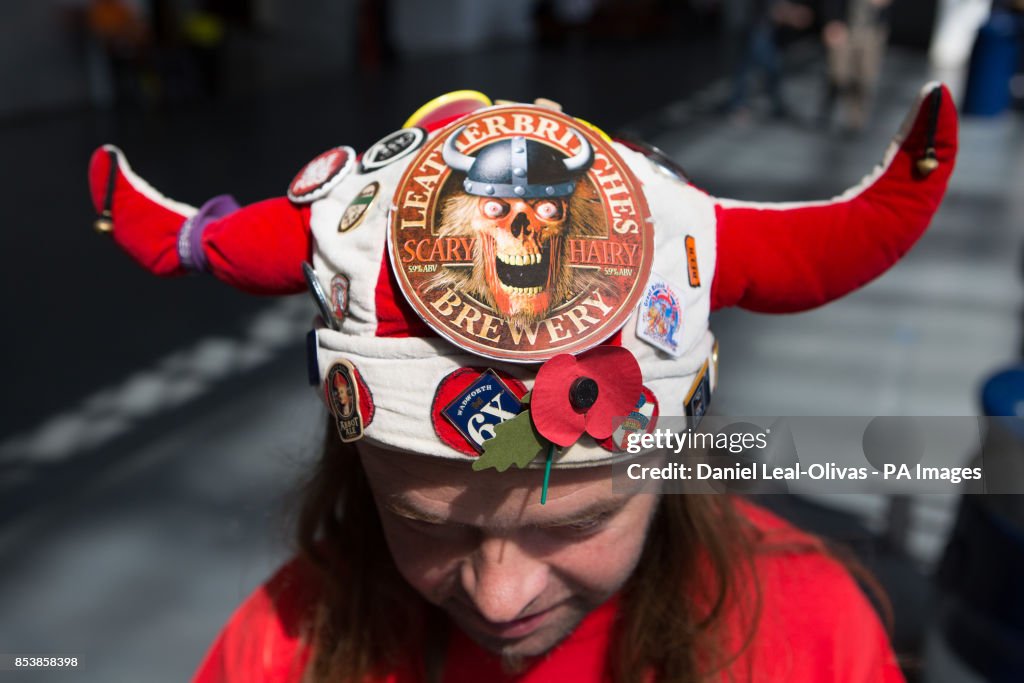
531,346,643,447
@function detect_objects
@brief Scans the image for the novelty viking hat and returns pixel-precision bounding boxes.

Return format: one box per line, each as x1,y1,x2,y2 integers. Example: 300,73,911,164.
88,86,958,471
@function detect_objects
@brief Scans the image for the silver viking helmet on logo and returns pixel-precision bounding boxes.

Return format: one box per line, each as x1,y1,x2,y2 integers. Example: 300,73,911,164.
442,126,594,199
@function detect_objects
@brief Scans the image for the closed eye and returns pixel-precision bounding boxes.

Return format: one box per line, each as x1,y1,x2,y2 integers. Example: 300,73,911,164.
541,510,615,537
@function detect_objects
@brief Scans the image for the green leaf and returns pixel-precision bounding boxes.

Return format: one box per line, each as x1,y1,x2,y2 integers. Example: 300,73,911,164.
472,394,548,472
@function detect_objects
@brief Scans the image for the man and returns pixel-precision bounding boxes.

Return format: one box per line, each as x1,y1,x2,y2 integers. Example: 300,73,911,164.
821,0,895,131
721,0,814,119
87,87,957,681
181,434,909,681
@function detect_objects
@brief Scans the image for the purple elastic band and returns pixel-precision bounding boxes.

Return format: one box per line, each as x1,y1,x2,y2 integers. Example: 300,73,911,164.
177,194,241,273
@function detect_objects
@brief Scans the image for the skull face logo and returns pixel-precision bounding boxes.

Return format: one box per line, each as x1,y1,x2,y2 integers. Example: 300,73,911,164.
437,127,597,326
473,195,566,320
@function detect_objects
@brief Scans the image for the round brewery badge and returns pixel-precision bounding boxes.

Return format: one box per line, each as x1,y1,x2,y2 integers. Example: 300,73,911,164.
387,106,654,362
288,146,355,203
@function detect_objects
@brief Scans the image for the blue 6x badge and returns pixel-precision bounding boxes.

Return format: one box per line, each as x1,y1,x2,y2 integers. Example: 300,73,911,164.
441,369,525,453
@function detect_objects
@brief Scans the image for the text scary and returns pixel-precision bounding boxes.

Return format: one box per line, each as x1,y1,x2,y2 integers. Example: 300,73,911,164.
401,237,476,263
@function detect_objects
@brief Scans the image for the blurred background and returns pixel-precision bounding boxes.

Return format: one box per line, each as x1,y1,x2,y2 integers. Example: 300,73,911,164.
0,0,1022,680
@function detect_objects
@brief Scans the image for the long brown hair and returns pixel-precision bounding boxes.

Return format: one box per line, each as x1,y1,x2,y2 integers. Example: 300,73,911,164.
296,423,784,683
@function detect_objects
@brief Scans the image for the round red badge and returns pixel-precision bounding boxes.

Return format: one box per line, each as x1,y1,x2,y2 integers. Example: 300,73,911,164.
288,146,355,203
388,106,654,362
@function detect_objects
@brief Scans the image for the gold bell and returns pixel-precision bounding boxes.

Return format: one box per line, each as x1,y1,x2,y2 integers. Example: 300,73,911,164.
916,148,939,176
93,211,113,234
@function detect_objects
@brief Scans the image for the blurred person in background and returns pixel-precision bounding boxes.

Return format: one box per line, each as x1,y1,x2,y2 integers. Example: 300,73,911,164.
86,0,151,106
181,2,228,99
721,0,814,120
819,0,894,133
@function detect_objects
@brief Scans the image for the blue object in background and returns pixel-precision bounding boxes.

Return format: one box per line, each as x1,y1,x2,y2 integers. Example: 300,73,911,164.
963,12,1021,116
982,365,1024,440
982,366,1024,417
929,366,1024,683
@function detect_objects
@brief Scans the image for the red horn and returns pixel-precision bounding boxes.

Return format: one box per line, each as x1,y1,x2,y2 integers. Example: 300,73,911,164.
88,145,311,295
710,83,958,313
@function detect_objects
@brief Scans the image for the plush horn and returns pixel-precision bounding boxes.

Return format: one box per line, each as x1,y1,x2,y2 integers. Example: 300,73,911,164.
88,145,311,295
710,83,959,313
441,125,476,173
562,128,593,174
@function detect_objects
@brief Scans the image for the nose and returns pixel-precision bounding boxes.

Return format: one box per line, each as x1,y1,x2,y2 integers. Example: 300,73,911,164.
460,535,548,624
511,212,531,238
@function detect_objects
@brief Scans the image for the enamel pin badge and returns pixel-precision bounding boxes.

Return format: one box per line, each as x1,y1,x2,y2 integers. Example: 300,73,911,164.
684,361,711,420
325,360,366,442
440,368,525,453
607,387,659,452
302,262,339,330
288,146,355,203
636,276,685,356
339,182,379,233
330,274,350,324
361,128,427,173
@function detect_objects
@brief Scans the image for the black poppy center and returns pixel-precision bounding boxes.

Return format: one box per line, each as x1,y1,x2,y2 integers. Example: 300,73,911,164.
570,377,599,411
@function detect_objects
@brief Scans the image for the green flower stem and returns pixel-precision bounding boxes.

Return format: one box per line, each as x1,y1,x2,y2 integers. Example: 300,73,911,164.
541,442,555,505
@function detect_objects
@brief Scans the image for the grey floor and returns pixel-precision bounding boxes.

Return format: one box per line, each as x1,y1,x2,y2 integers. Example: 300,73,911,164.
0,48,1020,682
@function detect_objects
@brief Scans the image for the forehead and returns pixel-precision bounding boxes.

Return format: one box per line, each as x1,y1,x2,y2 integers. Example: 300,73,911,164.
357,443,634,528
478,196,564,205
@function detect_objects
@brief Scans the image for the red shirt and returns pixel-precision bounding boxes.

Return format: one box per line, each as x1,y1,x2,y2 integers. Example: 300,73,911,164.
193,503,905,682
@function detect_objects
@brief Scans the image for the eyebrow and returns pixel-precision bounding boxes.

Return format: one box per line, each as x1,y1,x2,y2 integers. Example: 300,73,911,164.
382,496,452,525
381,493,630,529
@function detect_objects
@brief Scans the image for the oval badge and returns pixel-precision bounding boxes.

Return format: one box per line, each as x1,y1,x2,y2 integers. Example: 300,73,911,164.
361,127,426,173
338,181,379,232
387,106,654,362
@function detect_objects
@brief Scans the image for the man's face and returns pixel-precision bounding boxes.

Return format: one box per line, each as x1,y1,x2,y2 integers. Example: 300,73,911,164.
359,443,659,663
